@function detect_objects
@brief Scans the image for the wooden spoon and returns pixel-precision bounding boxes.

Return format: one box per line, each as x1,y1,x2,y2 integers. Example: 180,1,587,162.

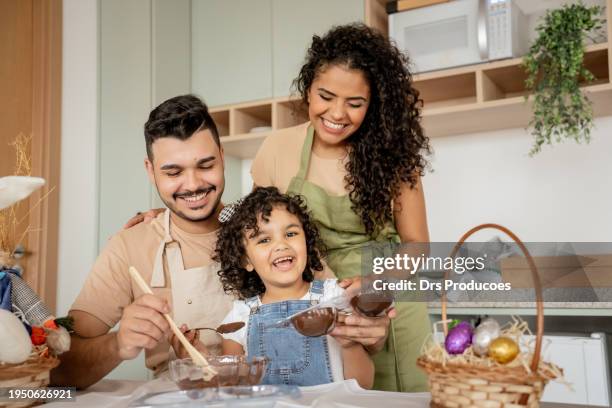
128,266,217,380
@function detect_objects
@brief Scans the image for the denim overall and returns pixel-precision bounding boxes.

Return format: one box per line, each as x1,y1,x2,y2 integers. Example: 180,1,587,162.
245,280,334,386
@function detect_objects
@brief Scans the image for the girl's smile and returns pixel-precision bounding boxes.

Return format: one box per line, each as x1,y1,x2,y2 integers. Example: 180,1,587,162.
244,206,309,302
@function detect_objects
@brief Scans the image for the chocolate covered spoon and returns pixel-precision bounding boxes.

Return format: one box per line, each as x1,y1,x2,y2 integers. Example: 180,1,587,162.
191,321,245,334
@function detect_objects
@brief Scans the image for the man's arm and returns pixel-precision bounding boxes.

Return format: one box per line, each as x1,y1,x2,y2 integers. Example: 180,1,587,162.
51,295,171,389
51,311,120,389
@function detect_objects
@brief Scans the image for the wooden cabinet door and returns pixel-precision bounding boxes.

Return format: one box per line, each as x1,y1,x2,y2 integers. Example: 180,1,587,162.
0,0,62,312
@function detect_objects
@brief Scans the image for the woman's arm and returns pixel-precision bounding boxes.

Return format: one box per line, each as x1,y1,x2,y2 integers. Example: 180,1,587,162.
393,175,430,243
341,343,375,389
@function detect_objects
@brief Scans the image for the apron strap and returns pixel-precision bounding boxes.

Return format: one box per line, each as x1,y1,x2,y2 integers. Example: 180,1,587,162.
151,209,179,287
294,125,315,182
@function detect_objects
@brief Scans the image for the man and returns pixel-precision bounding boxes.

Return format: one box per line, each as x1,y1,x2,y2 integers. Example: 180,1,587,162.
52,95,392,389
52,95,232,388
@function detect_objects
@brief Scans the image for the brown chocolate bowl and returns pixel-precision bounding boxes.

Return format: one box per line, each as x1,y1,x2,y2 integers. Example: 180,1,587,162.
290,307,336,337
350,291,394,317
169,355,268,390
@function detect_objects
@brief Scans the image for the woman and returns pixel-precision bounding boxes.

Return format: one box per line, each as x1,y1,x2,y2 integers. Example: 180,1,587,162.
250,23,432,392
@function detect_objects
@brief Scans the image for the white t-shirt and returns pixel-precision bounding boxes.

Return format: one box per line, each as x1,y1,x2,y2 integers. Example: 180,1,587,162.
220,279,345,382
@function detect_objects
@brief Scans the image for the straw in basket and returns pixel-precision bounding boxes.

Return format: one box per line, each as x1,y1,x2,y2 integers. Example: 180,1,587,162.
0,350,59,408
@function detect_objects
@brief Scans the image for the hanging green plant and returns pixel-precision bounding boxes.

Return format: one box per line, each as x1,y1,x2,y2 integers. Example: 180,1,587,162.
523,2,605,156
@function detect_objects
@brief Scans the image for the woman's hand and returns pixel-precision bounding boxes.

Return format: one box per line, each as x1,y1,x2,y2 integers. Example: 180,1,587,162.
123,208,164,229
331,277,396,354
169,324,209,359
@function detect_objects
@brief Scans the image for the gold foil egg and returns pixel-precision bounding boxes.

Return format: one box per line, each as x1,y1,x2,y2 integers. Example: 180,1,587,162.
488,337,519,364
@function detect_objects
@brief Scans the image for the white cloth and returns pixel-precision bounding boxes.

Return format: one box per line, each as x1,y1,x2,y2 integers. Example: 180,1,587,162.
221,279,346,382
0,176,45,210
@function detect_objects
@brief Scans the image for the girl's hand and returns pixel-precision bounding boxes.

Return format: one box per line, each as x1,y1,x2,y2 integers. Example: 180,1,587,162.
169,324,209,359
123,208,164,229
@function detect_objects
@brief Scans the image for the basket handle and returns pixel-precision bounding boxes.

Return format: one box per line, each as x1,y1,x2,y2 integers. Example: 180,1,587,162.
440,223,543,373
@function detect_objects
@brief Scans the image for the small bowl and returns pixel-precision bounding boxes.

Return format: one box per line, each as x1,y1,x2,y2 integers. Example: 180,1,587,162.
350,291,394,317
290,307,337,337
169,355,268,390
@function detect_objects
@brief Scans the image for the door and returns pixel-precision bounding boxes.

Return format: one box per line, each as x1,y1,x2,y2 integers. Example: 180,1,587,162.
0,0,62,312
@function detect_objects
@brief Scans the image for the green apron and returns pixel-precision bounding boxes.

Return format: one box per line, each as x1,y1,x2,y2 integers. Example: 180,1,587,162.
286,125,431,392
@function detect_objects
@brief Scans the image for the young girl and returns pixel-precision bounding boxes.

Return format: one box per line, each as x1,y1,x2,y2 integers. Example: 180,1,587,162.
251,23,432,392
174,187,374,388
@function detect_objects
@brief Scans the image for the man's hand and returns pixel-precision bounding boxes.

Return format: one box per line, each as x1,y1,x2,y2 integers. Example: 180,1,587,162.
116,294,171,360
123,208,164,229
331,277,396,354
169,325,209,359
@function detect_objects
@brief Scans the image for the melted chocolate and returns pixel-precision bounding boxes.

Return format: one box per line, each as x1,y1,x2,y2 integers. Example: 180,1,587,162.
216,321,246,334
290,307,336,337
173,356,268,390
177,376,220,390
351,292,393,317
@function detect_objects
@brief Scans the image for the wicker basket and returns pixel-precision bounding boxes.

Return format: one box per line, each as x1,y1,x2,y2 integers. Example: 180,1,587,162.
0,350,59,408
417,223,557,408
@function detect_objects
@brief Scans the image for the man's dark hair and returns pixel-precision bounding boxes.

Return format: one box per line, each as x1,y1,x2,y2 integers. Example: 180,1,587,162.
144,94,220,159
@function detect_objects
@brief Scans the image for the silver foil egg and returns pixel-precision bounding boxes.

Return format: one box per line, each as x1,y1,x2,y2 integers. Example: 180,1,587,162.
471,318,501,356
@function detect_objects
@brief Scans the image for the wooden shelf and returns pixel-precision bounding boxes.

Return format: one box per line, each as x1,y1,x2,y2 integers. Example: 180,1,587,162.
213,41,611,158
211,96,308,158
416,43,612,138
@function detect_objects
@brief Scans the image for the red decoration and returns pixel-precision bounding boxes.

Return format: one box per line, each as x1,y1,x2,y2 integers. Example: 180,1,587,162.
43,319,58,330
31,326,47,345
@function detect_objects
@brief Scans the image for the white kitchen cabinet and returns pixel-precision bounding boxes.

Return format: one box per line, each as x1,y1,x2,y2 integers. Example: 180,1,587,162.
99,0,153,247
271,0,365,97
191,0,273,106
191,0,365,105
528,333,611,406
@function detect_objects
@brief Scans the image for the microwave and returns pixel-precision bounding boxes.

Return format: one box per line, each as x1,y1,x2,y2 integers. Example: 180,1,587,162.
389,0,529,73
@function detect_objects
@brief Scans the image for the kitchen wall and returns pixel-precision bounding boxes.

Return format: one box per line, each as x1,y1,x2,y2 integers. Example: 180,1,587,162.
57,0,98,319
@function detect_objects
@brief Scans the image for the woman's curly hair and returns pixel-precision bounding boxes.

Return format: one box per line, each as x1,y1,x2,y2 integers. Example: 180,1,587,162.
293,23,431,235
214,187,326,299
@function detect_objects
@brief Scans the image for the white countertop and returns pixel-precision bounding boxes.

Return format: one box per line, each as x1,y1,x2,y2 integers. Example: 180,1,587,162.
45,378,430,408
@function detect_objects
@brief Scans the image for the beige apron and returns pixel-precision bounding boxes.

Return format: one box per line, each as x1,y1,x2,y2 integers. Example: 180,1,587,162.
146,209,230,374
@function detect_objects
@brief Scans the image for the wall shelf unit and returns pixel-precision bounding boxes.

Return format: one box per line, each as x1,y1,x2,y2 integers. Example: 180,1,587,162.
211,97,307,158
214,0,612,158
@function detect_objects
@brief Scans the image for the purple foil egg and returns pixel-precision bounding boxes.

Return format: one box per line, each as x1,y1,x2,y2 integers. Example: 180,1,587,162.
445,321,473,355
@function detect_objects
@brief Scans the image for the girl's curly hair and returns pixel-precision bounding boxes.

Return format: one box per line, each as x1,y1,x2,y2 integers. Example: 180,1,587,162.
214,187,326,299
293,23,431,235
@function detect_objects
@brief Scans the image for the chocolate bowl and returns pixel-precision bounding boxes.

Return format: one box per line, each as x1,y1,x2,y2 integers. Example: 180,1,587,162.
169,355,268,390
290,307,336,337
350,291,394,317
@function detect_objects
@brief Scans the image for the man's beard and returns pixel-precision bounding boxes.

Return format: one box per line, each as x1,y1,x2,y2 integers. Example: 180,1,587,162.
160,186,223,223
